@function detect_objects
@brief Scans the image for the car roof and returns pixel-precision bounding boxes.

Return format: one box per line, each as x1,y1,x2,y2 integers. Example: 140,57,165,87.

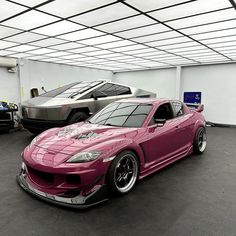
116,98,176,105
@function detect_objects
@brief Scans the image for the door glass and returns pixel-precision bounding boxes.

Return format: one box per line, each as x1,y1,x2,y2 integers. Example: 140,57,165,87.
149,103,174,125
172,102,184,117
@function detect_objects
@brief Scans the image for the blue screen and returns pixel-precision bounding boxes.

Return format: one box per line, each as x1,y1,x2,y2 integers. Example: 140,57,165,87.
183,92,201,104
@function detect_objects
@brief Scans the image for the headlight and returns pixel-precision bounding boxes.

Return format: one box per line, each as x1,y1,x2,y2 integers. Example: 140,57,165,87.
29,137,37,149
67,151,101,163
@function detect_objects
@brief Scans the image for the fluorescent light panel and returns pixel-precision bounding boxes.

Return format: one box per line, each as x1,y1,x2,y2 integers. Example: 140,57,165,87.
96,15,155,33
167,8,236,29
58,28,104,41
150,0,231,22
39,0,114,18
6,32,47,43
126,0,189,12
71,3,137,26
0,0,27,21
33,20,85,36
0,40,19,49
3,10,58,30
116,24,169,38
0,25,22,39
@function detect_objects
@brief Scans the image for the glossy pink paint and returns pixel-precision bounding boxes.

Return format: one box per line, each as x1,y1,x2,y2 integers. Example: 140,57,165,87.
20,99,205,203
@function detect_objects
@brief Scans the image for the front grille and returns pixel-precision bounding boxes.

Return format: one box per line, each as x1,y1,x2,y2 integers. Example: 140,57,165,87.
27,166,54,184
26,165,81,188
65,174,81,184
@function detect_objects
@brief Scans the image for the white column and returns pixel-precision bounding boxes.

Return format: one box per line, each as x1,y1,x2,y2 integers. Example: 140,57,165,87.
175,66,181,100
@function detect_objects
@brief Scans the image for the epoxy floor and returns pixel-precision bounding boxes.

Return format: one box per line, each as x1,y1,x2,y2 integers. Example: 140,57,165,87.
0,127,236,236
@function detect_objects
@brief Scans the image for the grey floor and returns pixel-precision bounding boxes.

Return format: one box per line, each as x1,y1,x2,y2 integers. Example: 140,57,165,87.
0,127,236,236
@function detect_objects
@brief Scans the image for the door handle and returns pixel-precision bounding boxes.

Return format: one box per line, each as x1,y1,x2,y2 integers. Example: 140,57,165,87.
175,125,179,129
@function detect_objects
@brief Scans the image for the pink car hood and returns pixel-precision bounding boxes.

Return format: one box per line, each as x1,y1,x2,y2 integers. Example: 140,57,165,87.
34,123,140,157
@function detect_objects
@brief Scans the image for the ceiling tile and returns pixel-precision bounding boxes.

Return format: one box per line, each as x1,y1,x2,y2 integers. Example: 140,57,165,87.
49,42,84,50
10,0,49,7
166,8,236,29
0,0,27,21
79,35,120,46
149,0,232,22
3,10,58,30
8,44,39,52
33,20,85,36
29,48,56,55
39,0,114,18
6,32,47,43
98,40,135,49
180,19,236,35
71,3,137,26
126,0,188,12
133,31,182,43
0,50,15,56
58,28,104,41
96,15,155,33
0,40,19,49
29,38,67,47
0,25,22,39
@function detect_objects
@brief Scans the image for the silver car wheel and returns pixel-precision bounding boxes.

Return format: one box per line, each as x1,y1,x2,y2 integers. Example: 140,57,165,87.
114,154,138,193
198,129,207,152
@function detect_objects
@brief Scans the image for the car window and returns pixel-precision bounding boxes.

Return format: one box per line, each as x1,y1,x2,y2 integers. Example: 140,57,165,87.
40,81,102,98
89,102,152,127
115,84,131,95
172,101,184,117
95,83,131,97
39,82,78,98
80,83,131,99
149,103,174,125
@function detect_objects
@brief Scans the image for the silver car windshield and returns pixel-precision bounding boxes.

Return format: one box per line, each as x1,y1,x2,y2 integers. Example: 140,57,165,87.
89,102,152,128
40,81,103,98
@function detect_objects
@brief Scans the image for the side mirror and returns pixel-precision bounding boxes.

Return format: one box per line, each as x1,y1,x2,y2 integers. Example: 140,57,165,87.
196,104,204,112
154,118,166,127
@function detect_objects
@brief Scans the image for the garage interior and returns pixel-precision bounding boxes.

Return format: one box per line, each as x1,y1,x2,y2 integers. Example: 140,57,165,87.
0,0,236,235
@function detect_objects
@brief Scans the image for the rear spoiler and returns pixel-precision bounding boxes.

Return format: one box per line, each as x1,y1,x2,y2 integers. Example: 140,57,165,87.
186,103,204,112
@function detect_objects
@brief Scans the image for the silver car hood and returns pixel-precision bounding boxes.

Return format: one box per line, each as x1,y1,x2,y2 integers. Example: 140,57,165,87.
21,96,73,108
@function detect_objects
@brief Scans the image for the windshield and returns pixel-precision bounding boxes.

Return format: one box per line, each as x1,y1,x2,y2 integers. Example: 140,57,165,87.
40,81,103,98
89,102,152,128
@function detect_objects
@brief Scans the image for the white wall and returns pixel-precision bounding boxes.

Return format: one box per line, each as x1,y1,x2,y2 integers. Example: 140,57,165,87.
180,63,236,125
113,68,177,99
1,58,236,125
0,67,20,103
19,59,113,102
113,63,236,125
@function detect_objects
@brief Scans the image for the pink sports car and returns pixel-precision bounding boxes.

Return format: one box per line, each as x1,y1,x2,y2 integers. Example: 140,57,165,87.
17,98,206,208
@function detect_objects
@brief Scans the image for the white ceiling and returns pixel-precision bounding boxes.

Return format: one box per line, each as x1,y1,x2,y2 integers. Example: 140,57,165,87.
0,0,236,72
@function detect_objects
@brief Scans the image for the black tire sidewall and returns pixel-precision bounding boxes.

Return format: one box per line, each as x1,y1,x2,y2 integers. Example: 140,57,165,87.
68,112,88,124
107,150,138,196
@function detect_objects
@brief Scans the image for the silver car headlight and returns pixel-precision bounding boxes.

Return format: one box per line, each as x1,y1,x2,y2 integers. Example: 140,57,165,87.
66,151,102,163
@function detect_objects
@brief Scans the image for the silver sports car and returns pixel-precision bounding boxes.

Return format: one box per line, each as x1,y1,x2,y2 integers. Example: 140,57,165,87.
21,80,156,134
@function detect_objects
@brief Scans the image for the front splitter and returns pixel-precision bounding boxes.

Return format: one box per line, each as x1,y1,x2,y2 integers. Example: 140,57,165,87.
16,173,109,209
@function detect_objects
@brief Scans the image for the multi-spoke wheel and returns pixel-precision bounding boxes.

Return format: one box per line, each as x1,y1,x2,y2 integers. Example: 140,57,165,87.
107,150,138,195
193,127,207,154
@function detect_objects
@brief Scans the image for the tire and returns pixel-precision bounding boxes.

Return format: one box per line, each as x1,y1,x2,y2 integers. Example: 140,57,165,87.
107,150,139,196
67,111,88,124
193,127,207,154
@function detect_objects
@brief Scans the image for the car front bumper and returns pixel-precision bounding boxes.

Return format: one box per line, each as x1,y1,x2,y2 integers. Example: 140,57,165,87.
17,164,109,209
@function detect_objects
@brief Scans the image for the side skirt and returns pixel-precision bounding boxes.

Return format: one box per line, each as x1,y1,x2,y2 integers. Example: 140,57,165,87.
139,146,193,180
